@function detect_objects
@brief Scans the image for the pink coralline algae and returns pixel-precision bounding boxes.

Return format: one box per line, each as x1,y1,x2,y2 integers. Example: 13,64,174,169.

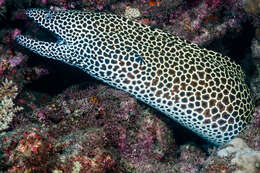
1,127,58,172
0,83,178,172
0,44,26,77
177,144,207,173
8,52,24,67
39,0,79,10
41,0,47,5
0,0,4,6
0,121,117,172
0,42,48,87
109,0,258,46
166,0,250,45
2,82,259,172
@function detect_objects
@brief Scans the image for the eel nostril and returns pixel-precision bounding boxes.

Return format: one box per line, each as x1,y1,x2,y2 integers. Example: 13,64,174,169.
44,13,54,22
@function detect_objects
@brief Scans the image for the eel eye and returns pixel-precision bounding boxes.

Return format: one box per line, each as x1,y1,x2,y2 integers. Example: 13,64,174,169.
44,13,54,22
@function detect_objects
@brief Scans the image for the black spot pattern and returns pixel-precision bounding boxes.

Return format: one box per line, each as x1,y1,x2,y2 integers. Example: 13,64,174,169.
16,8,255,146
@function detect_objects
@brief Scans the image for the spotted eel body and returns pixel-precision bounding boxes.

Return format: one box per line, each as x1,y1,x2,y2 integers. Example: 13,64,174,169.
16,9,255,145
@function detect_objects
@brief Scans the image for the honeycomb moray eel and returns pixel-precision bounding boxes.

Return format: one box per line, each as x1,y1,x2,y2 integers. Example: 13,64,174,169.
16,8,255,146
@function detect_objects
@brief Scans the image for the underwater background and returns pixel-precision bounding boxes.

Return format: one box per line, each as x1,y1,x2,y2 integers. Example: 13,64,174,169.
0,0,260,172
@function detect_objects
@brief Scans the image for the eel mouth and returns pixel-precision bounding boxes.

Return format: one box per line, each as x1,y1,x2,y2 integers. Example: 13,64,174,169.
17,9,65,46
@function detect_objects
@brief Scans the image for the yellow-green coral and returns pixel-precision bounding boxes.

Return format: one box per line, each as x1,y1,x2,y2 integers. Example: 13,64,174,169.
0,79,23,132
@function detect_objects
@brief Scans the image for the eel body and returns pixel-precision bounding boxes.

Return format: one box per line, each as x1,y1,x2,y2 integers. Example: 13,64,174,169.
16,9,255,145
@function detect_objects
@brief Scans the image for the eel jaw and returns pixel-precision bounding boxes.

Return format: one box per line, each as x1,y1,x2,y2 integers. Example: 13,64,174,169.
16,34,67,59
16,9,71,61
25,8,65,43
16,8,68,46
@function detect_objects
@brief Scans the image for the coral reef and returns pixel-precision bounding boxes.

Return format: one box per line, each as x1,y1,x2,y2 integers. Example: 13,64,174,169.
0,79,23,132
0,83,178,172
1,125,117,172
216,138,260,173
2,81,259,172
166,0,250,45
173,144,207,173
219,138,260,173
201,138,260,173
